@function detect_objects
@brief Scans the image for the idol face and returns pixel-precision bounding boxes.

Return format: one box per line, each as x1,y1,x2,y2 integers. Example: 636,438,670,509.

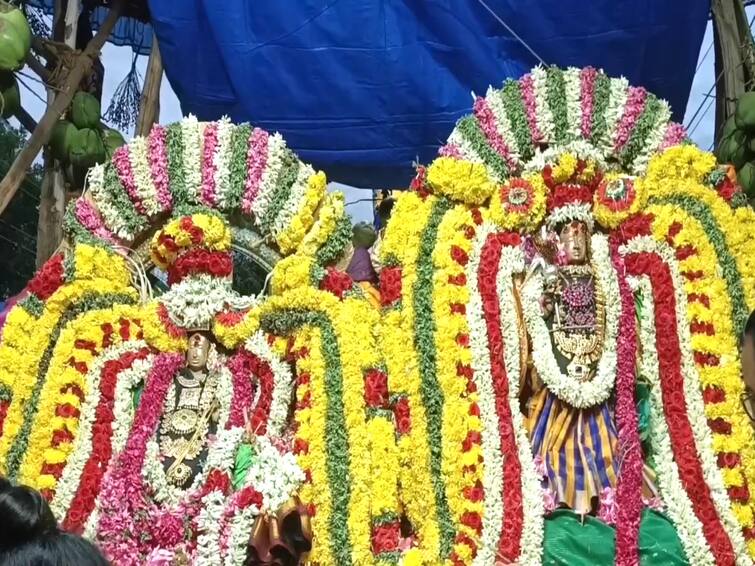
187,332,211,370
559,221,588,265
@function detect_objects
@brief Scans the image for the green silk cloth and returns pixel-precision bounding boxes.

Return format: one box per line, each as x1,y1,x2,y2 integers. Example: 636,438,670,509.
542,509,688,565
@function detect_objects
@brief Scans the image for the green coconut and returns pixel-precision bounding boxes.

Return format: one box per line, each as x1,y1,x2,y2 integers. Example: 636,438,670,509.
738,161,755,198
0,71,19,117
70,92,101,129
0,3,30,71
68,127,106,169
102,127,126,157
50,120,78,162
735,92,755,133
718,129,750,168
722,115,738,140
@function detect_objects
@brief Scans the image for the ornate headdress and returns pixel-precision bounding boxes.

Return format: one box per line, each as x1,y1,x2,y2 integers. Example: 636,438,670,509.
150,212,255,330
542,151,602,231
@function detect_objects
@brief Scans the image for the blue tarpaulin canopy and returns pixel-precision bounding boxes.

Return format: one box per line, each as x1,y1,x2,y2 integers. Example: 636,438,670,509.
155,1,709,186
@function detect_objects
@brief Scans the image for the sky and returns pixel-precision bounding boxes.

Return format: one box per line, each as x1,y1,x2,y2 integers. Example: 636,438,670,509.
14,11,747,225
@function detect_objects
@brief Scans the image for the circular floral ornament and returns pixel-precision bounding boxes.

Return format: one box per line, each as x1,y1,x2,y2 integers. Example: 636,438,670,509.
593,174,646,229
489,174,546,233
150,213,232,270
426,156,496,205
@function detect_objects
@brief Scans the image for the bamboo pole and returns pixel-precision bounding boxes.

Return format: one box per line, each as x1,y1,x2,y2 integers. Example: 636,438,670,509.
136,33,163,137
0,0,124,219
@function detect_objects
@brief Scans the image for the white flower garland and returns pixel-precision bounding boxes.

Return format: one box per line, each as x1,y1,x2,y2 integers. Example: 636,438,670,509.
630,99,672,175
129,135,161,216
523,140,609,177
622,236,751,564
250,133,288,223
212,117,236,211
602,76,629,153
161,274,257,331
521,233,619,408
496,239,544,565
223,506,257,566
240,435,305,511
544,202,594,232
195,490,227,565
50,341,150,520
630,276,716,566
531,65,555,143
446,126,487,167
467,223,505,566
467,224,543,565
181,115,204,203
485,85,521,163
88,163,135,241
563,67,582,142
271,162,315,237
243,331,294,437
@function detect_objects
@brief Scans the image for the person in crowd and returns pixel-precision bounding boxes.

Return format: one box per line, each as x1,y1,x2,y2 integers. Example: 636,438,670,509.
741,310,755,424
370,196,395,275
346,222,380,307
0,477,109,566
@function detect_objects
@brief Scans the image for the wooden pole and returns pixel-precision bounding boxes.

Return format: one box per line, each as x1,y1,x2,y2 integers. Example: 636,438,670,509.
0,0,124,219
136,34,163,137
36,0,79,266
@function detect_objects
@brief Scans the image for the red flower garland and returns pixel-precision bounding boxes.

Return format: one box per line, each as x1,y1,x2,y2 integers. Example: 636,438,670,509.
380,267,402,307
27,253,65,300
227,349,275,435
477,231,524,562
624,251,736,564
168,249,233,285
320,268,354,299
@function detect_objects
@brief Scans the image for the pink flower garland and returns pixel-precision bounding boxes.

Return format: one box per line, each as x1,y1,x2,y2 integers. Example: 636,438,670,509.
579,67,598,139
660,122,687,150
147,125,173,212
438,143,462,159
519,73,544,143
613,87,647,152
473,97,516,168
610,242,643,566
113,145,148,216
95,353,185,565
241,128,269,214
74,199,117,244
227,349,275,435
200,123,220,206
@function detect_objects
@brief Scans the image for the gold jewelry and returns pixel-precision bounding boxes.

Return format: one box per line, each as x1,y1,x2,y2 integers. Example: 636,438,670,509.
177,370,205,389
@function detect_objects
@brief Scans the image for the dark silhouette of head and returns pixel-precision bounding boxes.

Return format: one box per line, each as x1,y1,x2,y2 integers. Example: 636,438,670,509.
0,477,109,565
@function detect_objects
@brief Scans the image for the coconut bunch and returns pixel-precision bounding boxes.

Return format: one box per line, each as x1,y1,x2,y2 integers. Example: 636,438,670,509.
717,92,755,197
49,91,125,173
0,2,30,119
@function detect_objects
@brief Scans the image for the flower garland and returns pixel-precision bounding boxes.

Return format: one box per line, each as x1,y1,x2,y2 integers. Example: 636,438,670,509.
621,236,750,565
275,171,327,254
181,115,204,202
150,213,231,270
146,124,173,212
489,174,547,232
16,304,145,493
426,156,495,206
631,275,715,565
129,134,164,217
466,223,543,565
53,347,153,530
521,233,620,408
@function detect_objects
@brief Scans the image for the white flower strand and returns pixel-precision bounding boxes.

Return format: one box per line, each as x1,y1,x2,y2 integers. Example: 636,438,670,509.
271,162,315,237
496,242,544,565
623,237,751,565
181,115,204,203
467,223,505,566
531,65,555,143
213,117,236,211
521,233,619,408
630,99,672,175
563,67,583,142
243,331,294,437
251,133,288,225
602,76,629,154
485,85,521,163
630,276,715,566
129,135,161,216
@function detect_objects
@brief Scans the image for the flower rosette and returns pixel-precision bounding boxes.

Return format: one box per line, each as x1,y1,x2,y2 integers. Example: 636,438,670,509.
150,213,232,272
489,174,546,233
593,173,645,229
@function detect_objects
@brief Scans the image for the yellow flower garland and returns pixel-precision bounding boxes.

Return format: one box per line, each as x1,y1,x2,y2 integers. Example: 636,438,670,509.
150,213,232,269
426,157,495,206
276,171,327,254
297,192,346,258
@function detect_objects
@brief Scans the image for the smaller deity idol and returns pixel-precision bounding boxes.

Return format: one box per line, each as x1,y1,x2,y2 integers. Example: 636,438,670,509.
93,213,312,566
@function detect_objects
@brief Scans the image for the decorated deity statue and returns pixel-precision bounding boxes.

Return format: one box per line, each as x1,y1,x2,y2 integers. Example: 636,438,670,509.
4,67,755,566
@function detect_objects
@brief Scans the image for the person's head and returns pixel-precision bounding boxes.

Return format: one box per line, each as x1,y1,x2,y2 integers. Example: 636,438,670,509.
0,479,109,565
377,197,395,229
186,332,212,370
352,222,377,249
